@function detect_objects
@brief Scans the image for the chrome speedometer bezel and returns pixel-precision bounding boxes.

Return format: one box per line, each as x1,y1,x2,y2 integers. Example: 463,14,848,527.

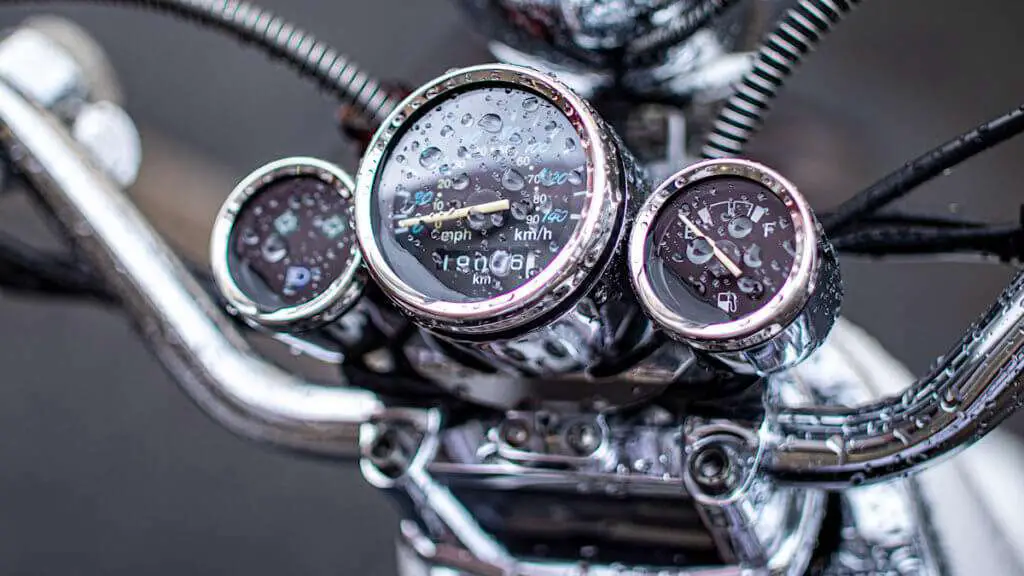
628,158,820,352
354,64,624,337
210,156,365,330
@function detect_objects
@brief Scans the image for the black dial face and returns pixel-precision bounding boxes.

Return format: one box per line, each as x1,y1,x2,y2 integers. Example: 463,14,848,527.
646,176,798,325
370,85,589,303
227,175,358,312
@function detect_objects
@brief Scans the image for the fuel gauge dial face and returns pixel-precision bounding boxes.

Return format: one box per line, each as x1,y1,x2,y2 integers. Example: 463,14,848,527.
649,175,797,324
629,159,840,371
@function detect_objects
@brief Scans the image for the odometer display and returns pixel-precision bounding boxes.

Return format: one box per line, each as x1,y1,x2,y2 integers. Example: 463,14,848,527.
370,86,588,303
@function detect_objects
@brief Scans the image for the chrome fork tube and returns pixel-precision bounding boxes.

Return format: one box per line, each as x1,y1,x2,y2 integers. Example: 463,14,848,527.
0,78,381,457
768,270,1024,487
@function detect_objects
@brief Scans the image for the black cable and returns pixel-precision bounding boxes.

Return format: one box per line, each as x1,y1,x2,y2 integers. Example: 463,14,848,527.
2,0,397,123
822,104,1024,235
625,0,742,65
0,231,116,302
833,222,1024,262
837,212,984,230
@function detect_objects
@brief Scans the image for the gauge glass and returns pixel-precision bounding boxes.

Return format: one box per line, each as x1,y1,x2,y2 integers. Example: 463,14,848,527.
644,175,799,326
369,85,589,303
229,176,356,311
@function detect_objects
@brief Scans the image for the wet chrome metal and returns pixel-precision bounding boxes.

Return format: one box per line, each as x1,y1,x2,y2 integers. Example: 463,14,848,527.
210,156,366,331
628,158,841,374
453,0,764,100
0,17,140,188
0,76,381,457
385,321,951,575
766,271,1024,487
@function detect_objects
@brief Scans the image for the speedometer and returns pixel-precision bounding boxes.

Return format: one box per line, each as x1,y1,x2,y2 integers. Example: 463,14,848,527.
628,159,841,373
356,64,639,341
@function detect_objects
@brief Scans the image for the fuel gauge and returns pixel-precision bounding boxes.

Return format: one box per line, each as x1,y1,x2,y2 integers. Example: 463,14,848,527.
628,159,841,373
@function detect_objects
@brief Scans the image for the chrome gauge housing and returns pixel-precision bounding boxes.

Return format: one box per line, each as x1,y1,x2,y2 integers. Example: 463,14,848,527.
210,157,365,331
355,64,631,340
628,159,841,373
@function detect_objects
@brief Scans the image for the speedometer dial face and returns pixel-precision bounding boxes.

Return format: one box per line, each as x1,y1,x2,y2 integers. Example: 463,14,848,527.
647,176,796,324
370,85,589,303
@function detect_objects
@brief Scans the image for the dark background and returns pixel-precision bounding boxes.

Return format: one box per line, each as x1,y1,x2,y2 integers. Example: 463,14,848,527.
0,1,1021,574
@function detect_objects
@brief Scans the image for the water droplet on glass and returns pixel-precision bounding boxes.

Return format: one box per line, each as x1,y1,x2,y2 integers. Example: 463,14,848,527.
511,199,532,220
410,140,421,151
478,113,503,133
522,96,539,111
261,234,287,262
509,132,522,145
490,250,511,277
565,137,576,152
240,228,259,246
395,154,406,164
457,146,470,159
568,169,583,185
460,113,473,126
544,120,560,134
452,173,470,190
467,209,488,230
548,241,560,253
439,125,454,138
419,146,443,169
502,168,525,191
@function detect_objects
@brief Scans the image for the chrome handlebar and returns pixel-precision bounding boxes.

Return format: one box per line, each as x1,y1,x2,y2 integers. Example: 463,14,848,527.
0,78,382,458
2,27,1023,485
766,270,1024,487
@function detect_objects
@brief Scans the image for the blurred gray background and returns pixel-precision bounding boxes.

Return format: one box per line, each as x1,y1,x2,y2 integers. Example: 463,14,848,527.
0,1,1021,574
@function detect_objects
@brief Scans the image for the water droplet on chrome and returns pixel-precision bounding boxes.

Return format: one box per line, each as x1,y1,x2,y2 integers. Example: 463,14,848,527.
502,168,525,191
419,146,442,169
478,113,503,133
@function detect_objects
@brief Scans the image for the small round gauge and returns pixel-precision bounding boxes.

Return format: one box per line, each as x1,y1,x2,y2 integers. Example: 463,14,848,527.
629,159,841,372
210,157,364,330
356,64,626,337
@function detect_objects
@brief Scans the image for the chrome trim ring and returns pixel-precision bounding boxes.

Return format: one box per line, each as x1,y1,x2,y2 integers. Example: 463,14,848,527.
354,64,624,337
628,158,819,351
210,157,365,330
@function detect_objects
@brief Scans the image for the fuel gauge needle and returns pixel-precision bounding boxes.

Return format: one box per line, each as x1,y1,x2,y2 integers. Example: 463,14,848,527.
679,213,743,278
398,199,510,228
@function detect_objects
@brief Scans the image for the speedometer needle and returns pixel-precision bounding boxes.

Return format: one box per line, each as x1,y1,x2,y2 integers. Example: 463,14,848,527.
398,199,510,228
679,213,743,278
